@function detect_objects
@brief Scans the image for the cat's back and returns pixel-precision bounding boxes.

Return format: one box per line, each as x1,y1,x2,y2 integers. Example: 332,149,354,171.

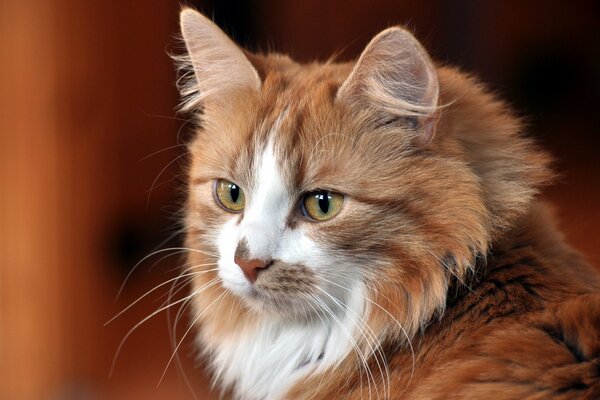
402,202,600,399
405,294,600,399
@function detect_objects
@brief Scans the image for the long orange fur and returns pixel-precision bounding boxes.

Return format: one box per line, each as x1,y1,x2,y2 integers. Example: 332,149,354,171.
178,8,600,399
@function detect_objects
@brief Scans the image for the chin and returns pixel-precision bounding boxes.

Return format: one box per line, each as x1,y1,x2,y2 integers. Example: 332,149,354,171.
243,286,311,319
223,276,329,321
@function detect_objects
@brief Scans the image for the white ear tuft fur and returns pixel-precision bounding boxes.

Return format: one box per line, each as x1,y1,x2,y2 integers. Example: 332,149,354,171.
337,27,439,142
178,8,261,111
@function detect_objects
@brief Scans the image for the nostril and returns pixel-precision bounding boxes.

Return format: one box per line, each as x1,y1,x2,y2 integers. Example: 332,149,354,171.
234,257,271,283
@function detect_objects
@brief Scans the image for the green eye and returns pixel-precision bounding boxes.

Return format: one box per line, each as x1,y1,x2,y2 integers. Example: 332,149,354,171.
215,179,245,212
302,191,344,221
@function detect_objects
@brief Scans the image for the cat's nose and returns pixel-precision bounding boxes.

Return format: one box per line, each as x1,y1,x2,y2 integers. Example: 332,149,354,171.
234,256,271,283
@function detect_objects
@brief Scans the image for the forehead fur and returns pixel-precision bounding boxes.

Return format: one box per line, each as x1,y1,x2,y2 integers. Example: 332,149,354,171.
191,55,460,195
190,55,353,187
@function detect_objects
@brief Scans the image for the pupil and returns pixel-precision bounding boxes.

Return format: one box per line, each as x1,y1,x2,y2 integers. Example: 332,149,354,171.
230,185,239,203
318,193,329,214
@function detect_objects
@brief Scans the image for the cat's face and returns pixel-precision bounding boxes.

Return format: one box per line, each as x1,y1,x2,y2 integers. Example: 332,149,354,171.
180,9,484,328
179,10,548,333
179,8,469,323
186,77,432,318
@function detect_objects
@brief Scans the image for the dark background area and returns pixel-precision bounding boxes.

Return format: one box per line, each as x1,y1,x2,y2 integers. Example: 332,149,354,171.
1,1,598,399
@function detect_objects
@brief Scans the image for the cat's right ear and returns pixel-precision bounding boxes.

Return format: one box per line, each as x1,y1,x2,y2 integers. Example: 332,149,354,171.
337,27,439,144
178,8,261,111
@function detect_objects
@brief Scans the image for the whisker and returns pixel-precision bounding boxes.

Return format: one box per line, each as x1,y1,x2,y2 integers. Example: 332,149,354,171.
147,249,190,273
296,293,345,396
109,277,220,378
116,246,217,300
313,284,390,400
154,263,218,306
159,290,227,386
166,266,202,400
146,152,188,207
155,273,196,307
316,273,417,385
226,290,240,327
140,143,187,161
105,268,218,325
304,293,376,400
142,111,191,123
164,259,216,274
175,113,194,144
169,295,201,397
319,293,380,400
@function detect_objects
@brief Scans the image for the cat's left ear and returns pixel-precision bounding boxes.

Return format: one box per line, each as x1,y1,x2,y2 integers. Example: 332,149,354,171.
337,27,439,143
178,8,261,111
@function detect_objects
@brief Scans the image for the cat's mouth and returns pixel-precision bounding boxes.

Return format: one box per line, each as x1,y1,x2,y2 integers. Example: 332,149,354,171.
223,260,347,318
242,279,354,324
219,257,349,319
240,261,320,315
253,261,317,293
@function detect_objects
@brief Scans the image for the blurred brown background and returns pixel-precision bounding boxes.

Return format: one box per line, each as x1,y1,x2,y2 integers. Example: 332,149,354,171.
1,1,598,399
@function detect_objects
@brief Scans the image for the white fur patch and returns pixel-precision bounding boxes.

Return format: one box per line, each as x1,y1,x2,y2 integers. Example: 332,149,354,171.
241,139,290,260
205,113,370,399
205,283,366,400
217,139,290,295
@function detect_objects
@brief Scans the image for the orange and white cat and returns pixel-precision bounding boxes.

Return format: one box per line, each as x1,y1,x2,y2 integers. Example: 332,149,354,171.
176,8,600,399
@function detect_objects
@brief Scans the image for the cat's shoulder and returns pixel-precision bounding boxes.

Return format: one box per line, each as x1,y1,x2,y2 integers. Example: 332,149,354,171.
407,202,600,398
411,293,600,399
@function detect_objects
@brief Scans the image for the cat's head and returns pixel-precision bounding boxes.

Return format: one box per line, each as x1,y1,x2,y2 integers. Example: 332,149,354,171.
178,9,551,337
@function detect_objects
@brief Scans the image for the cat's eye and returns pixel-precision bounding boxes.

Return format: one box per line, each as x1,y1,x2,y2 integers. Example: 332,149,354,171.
301,191,344,221
214,179,245,212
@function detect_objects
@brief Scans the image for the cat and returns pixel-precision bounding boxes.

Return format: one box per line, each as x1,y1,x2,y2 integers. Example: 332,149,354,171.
175,8,600,400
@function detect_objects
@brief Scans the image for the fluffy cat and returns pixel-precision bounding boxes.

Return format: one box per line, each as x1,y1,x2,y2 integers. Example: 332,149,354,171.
176,8,600,399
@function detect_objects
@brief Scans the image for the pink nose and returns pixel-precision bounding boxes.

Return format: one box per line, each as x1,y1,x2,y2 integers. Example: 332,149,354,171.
234,257,270,282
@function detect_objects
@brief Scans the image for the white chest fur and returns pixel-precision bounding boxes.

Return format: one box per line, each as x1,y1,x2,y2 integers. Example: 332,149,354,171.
199,287,366,400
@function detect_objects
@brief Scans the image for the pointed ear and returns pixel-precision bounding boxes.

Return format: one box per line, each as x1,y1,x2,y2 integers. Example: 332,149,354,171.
337,27,439,143
178,8,261,111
